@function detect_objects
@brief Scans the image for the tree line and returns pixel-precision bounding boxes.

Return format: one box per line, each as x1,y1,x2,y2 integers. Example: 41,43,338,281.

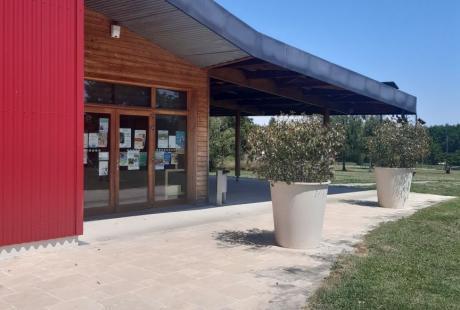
209,116,460,171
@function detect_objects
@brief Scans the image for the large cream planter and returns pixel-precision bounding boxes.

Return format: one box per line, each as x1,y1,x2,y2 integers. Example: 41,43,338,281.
375,167,413,209
270,181,329,249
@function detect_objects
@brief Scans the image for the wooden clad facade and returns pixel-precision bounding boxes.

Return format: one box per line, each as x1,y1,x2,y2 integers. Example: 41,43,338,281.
84,9,209,205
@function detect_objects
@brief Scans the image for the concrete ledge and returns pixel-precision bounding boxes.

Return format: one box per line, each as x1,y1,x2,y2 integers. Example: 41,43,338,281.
0,236,78,260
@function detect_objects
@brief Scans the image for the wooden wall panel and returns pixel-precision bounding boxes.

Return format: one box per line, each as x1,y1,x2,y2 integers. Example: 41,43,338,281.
84,9,209,203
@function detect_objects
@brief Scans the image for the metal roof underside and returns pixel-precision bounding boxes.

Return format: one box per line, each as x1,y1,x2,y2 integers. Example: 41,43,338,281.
85,0,417,116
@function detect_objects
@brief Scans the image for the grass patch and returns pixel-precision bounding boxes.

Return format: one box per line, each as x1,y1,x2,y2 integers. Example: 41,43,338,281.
308,198,460,309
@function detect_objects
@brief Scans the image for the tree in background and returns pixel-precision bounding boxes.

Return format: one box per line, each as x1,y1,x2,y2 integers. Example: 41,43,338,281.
332,116,366,170
209,116,255,171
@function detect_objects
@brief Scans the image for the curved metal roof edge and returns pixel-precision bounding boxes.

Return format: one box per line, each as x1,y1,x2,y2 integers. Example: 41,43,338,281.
167,0,417,114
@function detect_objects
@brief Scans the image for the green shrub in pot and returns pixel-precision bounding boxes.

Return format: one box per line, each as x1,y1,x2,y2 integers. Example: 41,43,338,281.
367,119,430,208
247,115,344,249
247,115,344,184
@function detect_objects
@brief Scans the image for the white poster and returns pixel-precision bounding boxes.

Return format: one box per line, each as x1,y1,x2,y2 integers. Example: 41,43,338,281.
119,152,128,167
98,160,109,176
98,132,108,148
99,118,109,133
134,130,146,150
127,149,140,170
119,128,131,148
158,130,169,148
83,133,88,148
88,133,99,148
155,151,165,170
83,149,88,165
98,152,109,161
168,136,176,148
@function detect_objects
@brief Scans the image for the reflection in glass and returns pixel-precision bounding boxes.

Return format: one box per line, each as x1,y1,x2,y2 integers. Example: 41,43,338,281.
84,80,151,107
84,113,111,208
156,88,187,110
155,115,187,201
119,115,149,205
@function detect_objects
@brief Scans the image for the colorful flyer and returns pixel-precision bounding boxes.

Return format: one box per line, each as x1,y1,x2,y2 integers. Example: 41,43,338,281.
98,151,109,161
98,160,109,176
127,149,140,170
171,153,178,165
88,133,99,148
99,118,109,133
134,130,146,150
155,151,165,170
176,131,185,150
164,152,172,164
83,133,88,148
98,132,108,148
158,130,169,148
139,152,147,167
119,128,131,148
119,152,128,167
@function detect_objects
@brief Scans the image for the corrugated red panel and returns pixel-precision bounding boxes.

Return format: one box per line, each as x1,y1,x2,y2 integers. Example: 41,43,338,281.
0,0,83,246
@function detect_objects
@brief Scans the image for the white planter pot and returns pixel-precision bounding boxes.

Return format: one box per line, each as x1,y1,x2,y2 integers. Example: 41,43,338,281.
375,167,413,209
270,181,329,249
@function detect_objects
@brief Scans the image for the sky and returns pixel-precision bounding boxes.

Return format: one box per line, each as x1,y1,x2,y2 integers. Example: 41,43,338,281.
216,0,460,126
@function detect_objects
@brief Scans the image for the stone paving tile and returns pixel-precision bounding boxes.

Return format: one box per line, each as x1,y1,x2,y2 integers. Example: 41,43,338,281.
0,191,452,309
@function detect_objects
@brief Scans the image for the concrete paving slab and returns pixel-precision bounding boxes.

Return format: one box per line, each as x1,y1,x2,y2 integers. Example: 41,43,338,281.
0,190,453,309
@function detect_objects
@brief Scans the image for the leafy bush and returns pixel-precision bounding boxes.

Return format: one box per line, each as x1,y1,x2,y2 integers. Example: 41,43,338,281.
247,115,344,183
367,119,430,168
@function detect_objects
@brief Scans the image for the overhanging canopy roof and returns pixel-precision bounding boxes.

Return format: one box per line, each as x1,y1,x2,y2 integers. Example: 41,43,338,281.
85,0,417,116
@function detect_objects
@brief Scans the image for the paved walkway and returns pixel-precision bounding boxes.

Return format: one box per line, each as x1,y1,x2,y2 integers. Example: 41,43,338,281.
0,191,453,310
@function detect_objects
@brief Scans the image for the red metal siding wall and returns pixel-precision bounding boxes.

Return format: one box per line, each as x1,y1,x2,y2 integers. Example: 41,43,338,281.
0,0,84,246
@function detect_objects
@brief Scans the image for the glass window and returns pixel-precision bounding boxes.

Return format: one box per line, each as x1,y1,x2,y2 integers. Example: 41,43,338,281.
84,80,151,107
156,88,187,110
155,115,187,201
84,113,111,209
114,84,151,107
84,80,113,104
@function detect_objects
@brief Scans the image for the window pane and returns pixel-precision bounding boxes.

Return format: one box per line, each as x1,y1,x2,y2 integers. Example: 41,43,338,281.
84,80,113,104
84,113,111,209
114,84,151,107
119,115,149,205
156,88,187,110
155,115,187,201
84,80,151,107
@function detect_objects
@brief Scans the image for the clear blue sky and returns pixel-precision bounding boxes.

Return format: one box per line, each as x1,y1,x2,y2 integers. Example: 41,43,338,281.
216,0,460,126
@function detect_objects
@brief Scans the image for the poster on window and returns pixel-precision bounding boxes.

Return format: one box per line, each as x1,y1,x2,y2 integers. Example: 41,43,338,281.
168,136,176,148
98,132,108,148
119,128,131,148
158,130,169,148
134,130,146,150
176,131,185,150
84,149,88,165
99,118,109,133
98,152,109,161
127,149,140,170
155,151,165,170
164,152,172,164
139,152,147,167
98,160,109,176
119,152,128,167
88,133,99,148
83,133,88,148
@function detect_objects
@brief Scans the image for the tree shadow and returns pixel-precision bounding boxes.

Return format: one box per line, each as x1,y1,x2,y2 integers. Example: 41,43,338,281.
213,228,275,248
340,199,380,208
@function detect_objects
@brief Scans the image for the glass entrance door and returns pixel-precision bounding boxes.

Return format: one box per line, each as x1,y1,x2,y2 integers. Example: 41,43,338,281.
154,115,187,201
118,114,150,207
84,112,112,211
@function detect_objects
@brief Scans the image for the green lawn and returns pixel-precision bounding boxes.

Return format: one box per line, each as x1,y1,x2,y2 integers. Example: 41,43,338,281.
307,169,460,309
212,164,460,197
